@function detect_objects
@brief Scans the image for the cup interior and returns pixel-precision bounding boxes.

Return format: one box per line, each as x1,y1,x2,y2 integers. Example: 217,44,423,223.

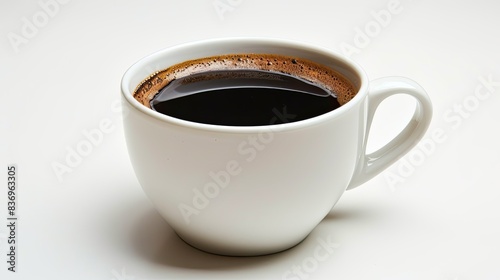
121,38,368,131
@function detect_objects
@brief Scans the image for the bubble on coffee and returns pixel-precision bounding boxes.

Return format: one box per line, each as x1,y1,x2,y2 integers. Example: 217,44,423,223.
133,54,357,126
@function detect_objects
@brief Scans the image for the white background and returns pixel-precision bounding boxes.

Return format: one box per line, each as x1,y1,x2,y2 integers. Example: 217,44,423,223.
1,0,499,279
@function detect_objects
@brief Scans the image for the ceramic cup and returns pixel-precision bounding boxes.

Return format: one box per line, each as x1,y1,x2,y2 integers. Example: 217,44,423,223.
121,38,432,256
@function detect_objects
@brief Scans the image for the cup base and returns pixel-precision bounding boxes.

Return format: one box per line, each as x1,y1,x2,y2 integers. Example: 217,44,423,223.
174,230,309,257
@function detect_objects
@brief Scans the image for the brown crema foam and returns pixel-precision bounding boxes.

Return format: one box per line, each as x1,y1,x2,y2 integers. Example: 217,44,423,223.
133,54,357,107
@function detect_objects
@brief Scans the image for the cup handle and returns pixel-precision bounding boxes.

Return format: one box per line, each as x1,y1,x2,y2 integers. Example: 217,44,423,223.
347,77,433,190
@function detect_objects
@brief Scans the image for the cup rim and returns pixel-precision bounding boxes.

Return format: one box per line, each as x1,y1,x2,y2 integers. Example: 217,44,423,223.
121,37,368,133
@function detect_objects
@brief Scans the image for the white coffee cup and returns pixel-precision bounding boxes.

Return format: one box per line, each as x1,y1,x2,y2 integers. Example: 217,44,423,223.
121,38,432,256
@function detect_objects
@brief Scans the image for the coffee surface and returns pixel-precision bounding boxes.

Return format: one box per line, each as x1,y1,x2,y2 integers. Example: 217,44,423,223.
150,69,340,126
133,54,356,125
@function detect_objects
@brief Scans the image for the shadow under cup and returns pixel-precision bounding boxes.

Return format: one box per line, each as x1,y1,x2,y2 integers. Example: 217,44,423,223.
121,38,371,256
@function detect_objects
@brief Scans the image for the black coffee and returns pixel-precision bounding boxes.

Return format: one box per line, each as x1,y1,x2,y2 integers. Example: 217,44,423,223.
133,53,357,126
150,69,340,126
